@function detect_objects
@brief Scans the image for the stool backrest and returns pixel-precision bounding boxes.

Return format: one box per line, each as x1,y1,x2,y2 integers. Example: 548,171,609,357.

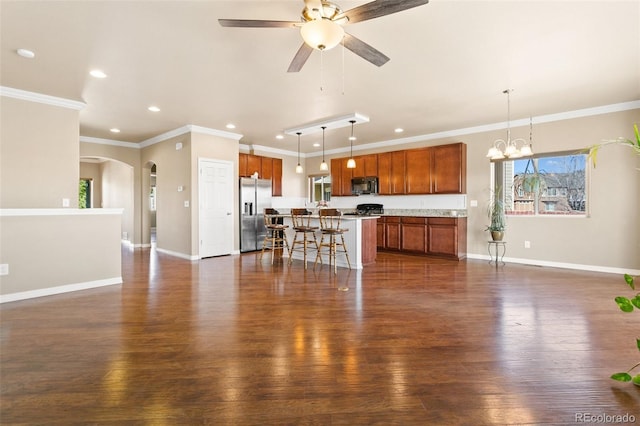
318,208,342,229
291,208,312,228
264,208,281,227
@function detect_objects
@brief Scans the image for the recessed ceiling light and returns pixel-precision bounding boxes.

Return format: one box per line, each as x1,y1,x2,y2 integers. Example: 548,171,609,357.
110,128,120,133
90,69,107,78
276,134,284,140
394,128,404,133
226,123,236,129
313,143,320,147
16,48,35,59
148,106,160,112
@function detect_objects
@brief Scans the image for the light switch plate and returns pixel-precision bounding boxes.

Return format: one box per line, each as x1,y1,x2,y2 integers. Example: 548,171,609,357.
0,264,9,276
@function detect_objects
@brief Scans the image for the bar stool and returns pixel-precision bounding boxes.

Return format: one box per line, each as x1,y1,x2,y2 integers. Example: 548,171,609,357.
314,208,351,274
288,208,319,269
260,208,289,264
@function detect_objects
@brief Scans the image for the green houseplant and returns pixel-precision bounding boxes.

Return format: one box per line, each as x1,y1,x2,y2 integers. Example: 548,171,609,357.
589,124,640,386
485,186,506,241
610,274,640,386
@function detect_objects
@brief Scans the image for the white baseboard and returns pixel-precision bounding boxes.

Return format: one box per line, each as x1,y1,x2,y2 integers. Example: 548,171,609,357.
155,247,199,260
466,253,640,275
0,277,122,304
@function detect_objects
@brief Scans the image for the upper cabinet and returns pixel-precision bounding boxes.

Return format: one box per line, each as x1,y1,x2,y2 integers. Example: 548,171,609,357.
238,153,283,196
431,143,466,194
405,147,431,194
331,157,353,196
331,142,466,196
353,154,378,177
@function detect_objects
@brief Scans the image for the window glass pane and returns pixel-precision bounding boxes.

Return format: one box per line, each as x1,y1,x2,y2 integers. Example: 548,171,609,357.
502,154,587,216
310,176,331,204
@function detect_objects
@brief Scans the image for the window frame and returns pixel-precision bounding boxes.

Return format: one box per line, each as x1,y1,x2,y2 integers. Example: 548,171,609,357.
492,149,590,218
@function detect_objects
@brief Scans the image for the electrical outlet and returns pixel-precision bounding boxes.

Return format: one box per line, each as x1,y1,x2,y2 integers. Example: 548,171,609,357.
184,201,190,208
62,198,70,207
524,240,531,249
0,264,9,276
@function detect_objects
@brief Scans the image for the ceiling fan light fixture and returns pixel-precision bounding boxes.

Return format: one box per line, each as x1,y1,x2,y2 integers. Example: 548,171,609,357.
300,18,344,51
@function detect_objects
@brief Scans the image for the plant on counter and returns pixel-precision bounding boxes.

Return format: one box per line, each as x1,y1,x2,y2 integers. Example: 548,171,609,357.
485,186,506,241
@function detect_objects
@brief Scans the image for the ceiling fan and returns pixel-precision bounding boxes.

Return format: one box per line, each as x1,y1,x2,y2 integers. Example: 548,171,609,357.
219,0,429,72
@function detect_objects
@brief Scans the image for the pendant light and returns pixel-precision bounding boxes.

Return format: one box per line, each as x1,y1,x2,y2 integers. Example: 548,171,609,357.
486,89,534,160
346,119,356,169
320,126,329,171
295,132,303,174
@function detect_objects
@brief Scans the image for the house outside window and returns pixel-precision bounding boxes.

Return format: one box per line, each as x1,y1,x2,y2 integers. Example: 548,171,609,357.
497,152,588,216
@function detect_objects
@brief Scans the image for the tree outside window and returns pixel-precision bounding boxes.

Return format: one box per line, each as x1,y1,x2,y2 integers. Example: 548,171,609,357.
499,153,587,216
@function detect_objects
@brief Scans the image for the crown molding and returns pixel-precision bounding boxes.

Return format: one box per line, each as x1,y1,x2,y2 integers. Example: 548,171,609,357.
0,86,86,110
80,136,140,149
240,144,300,158
139,124,243,148
304,100,640,157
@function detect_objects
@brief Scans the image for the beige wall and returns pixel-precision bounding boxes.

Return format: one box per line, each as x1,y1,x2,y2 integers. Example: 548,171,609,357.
0,210,122,300
140,134,192,257
79,142,142,245
310,109,640,271
0,93,123,301
101,160,134,242
1,96,80,208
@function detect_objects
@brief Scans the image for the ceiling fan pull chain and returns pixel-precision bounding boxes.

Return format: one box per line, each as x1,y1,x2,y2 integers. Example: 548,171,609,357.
320,49,324,91
341,38,345,95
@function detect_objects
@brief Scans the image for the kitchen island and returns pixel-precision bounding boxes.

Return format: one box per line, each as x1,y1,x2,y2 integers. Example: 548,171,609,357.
280,214,378,270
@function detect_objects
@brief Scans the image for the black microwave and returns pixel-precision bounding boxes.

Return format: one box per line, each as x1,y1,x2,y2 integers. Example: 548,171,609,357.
351,176,378,195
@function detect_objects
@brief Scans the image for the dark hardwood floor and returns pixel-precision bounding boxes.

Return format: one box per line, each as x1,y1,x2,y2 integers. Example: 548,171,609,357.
1,247,638,425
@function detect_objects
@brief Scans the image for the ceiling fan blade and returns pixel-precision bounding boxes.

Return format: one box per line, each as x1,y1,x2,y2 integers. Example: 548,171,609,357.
338,0,429,24
287,43,314,73
218,19,300,28
342,33,390,67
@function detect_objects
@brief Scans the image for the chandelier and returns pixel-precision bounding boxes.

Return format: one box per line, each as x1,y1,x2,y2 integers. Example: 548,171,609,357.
486,89,534,160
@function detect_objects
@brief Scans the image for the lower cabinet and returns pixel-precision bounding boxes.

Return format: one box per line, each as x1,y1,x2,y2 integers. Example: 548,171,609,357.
377,216,466,260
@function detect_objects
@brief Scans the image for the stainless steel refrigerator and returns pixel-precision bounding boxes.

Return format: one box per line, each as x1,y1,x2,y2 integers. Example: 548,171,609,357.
239,178,272,252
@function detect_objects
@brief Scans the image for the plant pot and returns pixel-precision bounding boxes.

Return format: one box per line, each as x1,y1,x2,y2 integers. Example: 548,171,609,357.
491,231,504,241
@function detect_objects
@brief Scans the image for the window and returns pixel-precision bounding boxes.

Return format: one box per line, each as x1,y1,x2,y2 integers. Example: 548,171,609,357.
496,152,587,216
79,178,92,208
309,175,331,205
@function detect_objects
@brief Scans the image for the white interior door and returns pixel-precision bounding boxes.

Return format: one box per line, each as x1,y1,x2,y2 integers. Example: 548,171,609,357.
199,158,234,258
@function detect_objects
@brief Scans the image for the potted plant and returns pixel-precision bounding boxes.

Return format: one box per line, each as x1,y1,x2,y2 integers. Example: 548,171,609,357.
486,186,506,241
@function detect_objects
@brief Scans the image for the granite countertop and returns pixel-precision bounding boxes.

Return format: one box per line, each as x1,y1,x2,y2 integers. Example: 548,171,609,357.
381,209,467,218
275,208,466,218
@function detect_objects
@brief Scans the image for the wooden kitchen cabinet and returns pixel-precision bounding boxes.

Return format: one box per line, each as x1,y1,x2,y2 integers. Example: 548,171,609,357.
378,216,467,259
400,217,428,253
272,158,282,196
432,142,466,194
353,154,378,177
261,157,273,180
405,147,432,194
246,154,262,177
427,217,467,259
377,152,391,195
330,157,353,196
383,216,401,251
238,153,282,196
390,151,406,194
